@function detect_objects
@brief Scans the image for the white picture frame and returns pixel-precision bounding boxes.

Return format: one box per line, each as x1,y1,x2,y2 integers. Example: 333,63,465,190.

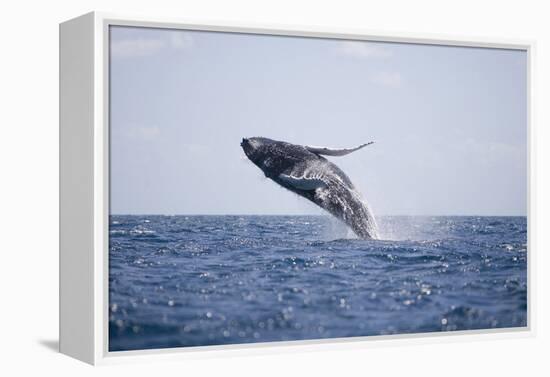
59,11,535,365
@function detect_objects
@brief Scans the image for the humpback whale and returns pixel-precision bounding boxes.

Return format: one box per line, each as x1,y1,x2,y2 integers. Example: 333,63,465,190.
241,137,379,239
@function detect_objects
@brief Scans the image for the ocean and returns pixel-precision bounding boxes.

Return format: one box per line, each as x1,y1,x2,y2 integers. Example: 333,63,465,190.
108,215,527,351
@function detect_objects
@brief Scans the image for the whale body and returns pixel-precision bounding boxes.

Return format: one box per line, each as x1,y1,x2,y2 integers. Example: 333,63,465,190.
241,137,379,239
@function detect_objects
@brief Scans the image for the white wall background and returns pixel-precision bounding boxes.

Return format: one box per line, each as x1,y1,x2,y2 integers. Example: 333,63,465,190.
0,0,548,375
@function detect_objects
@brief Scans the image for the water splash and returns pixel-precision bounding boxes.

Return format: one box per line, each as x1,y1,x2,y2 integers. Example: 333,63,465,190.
322,216,358,241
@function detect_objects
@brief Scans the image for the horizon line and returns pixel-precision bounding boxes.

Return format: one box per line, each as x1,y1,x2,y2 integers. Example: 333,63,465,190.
109,213,527,217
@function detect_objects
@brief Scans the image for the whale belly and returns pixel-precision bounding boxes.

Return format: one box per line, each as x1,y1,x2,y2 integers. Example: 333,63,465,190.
313,183,379,239
276,160,379,239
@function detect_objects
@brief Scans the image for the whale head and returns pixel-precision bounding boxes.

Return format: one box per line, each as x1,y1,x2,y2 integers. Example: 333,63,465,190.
241,137,308,179
240,137,273,163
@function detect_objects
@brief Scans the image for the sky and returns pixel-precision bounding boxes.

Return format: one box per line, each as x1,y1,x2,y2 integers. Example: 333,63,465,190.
109,26,527,216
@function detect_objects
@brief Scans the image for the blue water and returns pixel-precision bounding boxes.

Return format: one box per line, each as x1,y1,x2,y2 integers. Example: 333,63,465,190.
109,215,527,351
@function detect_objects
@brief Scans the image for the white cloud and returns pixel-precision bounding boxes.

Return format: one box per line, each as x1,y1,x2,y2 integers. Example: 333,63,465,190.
370,71,402,87
119,125,161,141
337,41,392,59
461,138,525,169
135,126,161,140
168,32,194,50
111,38,165,58
111,31,193,58
181,144,210,155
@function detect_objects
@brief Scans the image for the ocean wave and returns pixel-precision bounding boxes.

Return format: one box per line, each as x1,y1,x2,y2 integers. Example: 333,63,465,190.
109,215,527,351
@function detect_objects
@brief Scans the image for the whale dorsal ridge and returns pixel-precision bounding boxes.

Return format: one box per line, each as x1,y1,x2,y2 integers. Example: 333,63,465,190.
279,174,326,191
305,141,374,156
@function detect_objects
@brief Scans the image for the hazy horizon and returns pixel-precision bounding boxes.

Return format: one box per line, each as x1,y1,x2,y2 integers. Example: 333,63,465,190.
110,213,527,217
110,26,527,217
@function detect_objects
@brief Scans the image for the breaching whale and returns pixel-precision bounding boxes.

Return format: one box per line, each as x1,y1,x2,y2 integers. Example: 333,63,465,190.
241,137,379,239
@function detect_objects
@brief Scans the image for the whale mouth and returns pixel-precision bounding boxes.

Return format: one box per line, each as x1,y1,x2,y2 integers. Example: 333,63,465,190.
241,138,258,159
241,138,250,156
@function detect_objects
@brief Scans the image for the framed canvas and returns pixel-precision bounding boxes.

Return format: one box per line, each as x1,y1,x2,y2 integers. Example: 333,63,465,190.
59,11,534,365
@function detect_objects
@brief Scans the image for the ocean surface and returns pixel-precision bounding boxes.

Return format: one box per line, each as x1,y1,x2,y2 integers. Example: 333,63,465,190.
109,215,527,351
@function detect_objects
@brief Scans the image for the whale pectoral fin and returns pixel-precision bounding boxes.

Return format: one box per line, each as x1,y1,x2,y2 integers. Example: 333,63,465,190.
305,141,374,156
279,174,326,191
